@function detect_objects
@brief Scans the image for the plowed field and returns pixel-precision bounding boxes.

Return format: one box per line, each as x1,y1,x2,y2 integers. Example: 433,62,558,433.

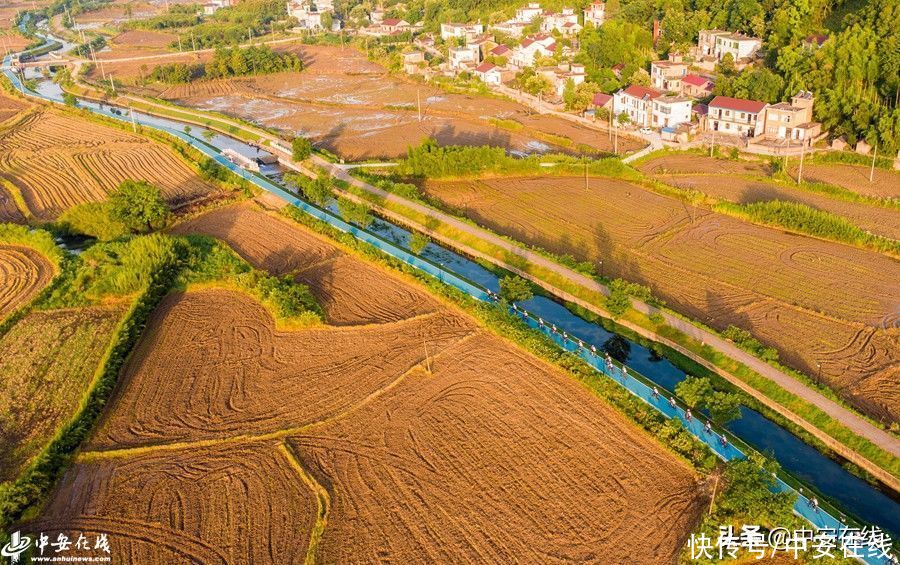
0,244,53,321
0,101,217,219
104,44,642,160
422,176,900,423
32,202,706,563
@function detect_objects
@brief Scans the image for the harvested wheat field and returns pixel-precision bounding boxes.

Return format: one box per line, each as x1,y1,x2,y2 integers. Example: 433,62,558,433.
0,90,29,124
0,305,122,481
170,202,441,325
0,244,53,321
32,203,706,563
422,175,900,423
95,29,178,59
0,101,218,219
659,174,900,240
792,163,900,200
107,44,642,159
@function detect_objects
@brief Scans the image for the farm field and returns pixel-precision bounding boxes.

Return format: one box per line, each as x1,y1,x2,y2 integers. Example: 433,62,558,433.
32,202,706,562
421,175,900,424
0,304,122,481
0,94,219,220
95,44,643,160
654,173,900,240
0,244,53,321
793,164,900,200
93,29,178,59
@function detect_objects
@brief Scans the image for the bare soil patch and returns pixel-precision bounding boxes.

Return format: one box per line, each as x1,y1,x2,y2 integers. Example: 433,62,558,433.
0,106,218,219
100,29,177,58
33,440,317,564
422,175,900,423
662,174,900,240
794,164,900,200
0,305,122,481
639,154,771,176
104,43,641,160
33,204,705,562
171,202,441,325
0,244,53,321
293,331,706,563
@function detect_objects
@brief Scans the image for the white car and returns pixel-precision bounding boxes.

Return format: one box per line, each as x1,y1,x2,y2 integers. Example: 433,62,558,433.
639,127,653,135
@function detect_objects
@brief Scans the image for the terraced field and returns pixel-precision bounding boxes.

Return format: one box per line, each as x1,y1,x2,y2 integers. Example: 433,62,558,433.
0,244,53,321
0,99,218,220
31,202,706,563
422,175,900,424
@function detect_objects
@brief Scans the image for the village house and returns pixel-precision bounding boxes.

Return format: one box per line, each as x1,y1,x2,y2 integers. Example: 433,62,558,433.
592,92,613,113
382,18,410,33
489,44,511,60
651,95,692,128
448,44,481,70
538,62,585,97
368,8,385,24
203,0,231,15
682,74,714,98
402,51,425,74
440,23,484,42
466,34,494,57
475,62,506,84
613,84,662,127
763,91,821,141
707,95,767,137
650,54,687,93
515,2,544,23
694,30,761,70
541,8,581,35
491,2,543,38
510,33,556,68
583,0,605,27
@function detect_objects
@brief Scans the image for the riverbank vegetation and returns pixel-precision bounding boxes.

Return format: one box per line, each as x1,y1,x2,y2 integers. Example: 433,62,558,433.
148,45,303,84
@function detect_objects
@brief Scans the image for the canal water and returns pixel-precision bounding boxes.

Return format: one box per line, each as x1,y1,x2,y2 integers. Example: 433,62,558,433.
6,56,898,544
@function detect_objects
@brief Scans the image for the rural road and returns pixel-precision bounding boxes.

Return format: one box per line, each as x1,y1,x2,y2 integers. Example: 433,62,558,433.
97,91,900,485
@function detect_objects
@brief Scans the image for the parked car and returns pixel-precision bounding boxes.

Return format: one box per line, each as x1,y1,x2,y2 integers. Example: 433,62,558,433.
639,127,653,135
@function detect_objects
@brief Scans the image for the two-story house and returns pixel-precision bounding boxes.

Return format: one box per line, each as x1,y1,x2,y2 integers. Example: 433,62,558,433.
440,23,485,42
651,95,692,128
583,0,605,27
650,55,688,93
763,91,821,141
613,84,662,127
707,95,767,137
510,34,556,68
541,8,581,35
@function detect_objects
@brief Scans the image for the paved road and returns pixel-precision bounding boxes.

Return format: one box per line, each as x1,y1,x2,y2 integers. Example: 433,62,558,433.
106,91,900,482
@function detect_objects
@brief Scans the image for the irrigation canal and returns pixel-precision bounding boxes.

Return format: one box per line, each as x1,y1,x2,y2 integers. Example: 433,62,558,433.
2,41,898,562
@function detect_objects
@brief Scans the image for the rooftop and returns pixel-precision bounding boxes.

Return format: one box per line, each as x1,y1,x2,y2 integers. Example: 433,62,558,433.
709,95,767,113
682,74,712,87
622,84,662,100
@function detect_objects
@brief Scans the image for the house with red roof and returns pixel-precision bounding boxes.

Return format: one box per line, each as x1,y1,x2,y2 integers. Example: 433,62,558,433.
541,8,581,35
592,92,613,111
475,62,506,85
682,74,714,98
583,0,605,27
510,34,556,68
707,95,767,137
613,84,662,127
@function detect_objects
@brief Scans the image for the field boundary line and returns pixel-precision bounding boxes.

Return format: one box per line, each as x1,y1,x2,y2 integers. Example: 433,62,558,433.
279,441,331,565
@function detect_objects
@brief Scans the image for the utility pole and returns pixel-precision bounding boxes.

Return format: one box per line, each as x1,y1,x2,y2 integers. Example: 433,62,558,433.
709,127,715,157
129,106,137,132
248,27,253,43
191,32,196,52
178,35,183,52
797,138,806,184
417,88,421,122
613,119,618,155
584,161,588,189
108,73,115,95
869,144,878,183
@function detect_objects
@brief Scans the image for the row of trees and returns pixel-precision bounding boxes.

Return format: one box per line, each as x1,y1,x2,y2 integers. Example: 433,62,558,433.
148,45,303,83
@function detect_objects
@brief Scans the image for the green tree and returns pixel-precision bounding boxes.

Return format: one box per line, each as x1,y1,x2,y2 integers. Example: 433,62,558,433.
108,180,170,233
675,376,714,409
717,454,796,527
523,74,553,97
408,232,430,255
708,390,743,422
499,275,533,302
62,92,77,107
337,197,372,228
292,137,312,161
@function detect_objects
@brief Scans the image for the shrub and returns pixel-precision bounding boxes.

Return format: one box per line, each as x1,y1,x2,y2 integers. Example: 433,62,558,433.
337,197,373,228
408,232,430,255
57,202,128,241
499,275,533,302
